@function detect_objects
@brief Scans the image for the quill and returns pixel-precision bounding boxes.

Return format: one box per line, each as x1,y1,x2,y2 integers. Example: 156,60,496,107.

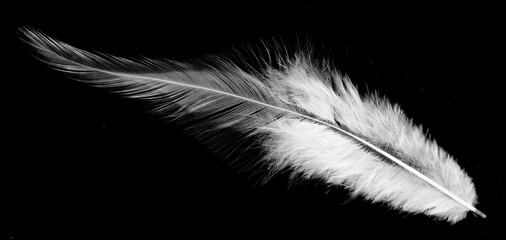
19,28,485,223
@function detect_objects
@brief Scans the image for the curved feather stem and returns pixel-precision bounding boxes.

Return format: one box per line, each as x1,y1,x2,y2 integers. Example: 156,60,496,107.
93,67,486,219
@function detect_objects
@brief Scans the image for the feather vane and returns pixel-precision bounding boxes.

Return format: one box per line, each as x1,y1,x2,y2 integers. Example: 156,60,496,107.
19,28,485,223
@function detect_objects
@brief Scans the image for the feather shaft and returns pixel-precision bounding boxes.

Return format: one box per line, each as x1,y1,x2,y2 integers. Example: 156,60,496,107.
82,66,487,219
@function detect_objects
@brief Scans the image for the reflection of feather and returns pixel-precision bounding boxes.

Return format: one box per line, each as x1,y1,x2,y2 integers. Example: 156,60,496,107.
19,27,485,223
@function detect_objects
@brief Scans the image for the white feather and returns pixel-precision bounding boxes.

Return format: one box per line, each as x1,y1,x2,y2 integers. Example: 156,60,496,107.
19,27,485,223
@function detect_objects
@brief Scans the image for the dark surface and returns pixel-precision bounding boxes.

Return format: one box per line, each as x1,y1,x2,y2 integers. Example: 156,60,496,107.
6,3,504,240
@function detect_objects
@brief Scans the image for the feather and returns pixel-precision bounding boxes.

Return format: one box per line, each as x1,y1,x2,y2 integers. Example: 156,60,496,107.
19,27,485,223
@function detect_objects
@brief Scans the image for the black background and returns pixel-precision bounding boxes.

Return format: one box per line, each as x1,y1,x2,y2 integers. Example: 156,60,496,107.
6,2,505,240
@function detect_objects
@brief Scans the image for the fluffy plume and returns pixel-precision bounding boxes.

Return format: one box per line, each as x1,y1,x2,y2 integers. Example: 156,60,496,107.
19,27,485,223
